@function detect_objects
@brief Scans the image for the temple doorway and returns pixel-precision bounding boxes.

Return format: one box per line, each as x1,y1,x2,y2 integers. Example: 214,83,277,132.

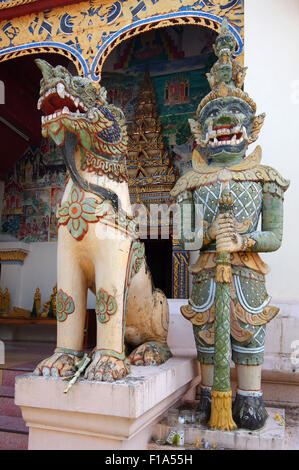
144,238,173,299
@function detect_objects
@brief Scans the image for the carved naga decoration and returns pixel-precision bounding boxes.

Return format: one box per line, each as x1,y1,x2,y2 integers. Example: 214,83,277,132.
171,19,289,430
33,59,172,382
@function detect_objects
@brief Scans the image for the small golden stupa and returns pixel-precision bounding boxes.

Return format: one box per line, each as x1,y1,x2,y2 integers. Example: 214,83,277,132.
126,69,177,223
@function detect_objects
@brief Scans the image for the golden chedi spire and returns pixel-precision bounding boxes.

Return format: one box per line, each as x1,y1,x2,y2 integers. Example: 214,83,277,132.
127,69,171,176
126,69,176,212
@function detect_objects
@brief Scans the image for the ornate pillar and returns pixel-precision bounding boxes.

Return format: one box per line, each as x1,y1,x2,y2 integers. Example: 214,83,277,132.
171,238,189,299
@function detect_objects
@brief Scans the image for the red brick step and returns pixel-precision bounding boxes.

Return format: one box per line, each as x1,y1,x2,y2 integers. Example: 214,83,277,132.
0,385,22,417
0,415,28,450
1,368,31,387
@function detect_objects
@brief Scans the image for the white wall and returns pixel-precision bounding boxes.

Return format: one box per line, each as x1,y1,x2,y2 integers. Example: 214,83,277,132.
18,242,57,310
245,0,299,302
12,242,96,311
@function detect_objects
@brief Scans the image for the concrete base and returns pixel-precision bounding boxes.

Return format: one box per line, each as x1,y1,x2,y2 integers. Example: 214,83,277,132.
15,356,198,450
152,408,285,450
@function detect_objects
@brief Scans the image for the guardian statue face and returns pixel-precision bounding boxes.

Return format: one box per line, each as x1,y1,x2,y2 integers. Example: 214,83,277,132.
197,96,255,164
189,20,265,166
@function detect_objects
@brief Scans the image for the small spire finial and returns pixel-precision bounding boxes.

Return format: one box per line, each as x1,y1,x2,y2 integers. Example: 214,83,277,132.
206,17,247,92
221,18,230,34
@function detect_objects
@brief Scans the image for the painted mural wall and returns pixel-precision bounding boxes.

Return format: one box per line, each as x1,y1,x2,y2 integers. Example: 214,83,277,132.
1,140,66,242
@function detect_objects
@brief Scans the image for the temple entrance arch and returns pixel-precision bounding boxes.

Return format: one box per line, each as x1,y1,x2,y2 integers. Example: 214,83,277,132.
92,12,243,82
0,44,86,77
0,0,244,83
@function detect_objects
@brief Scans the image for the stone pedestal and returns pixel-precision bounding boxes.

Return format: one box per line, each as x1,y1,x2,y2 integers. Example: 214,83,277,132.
152,408,285,450
15,356,198,450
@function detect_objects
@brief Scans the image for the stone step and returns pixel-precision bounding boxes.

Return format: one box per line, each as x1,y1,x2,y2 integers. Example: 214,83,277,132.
151,407,285,450
0,386,22,417
148,442,197,451
1,368,32,387
0,415,28,450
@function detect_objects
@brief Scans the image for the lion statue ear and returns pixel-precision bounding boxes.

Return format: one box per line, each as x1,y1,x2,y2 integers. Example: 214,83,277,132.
248,113,266,145
188,118,205,147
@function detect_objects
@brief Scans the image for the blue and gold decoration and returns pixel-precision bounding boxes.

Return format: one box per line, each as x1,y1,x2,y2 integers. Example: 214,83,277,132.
0,0,244,83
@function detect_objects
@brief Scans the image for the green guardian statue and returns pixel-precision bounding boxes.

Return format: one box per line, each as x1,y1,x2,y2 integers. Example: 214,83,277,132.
171,19,289,430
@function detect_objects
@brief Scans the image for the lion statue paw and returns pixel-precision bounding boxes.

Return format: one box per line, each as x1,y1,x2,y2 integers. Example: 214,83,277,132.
33,352,81,378
129,341,172,366
84,353,131,382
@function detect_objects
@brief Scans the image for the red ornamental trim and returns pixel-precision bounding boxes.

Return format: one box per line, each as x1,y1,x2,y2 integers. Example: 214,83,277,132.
81,150,128,183
0,0,81,22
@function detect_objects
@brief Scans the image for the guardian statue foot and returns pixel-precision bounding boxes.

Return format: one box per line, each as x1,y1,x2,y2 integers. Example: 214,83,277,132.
197,385,212,424
232,392,268,430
